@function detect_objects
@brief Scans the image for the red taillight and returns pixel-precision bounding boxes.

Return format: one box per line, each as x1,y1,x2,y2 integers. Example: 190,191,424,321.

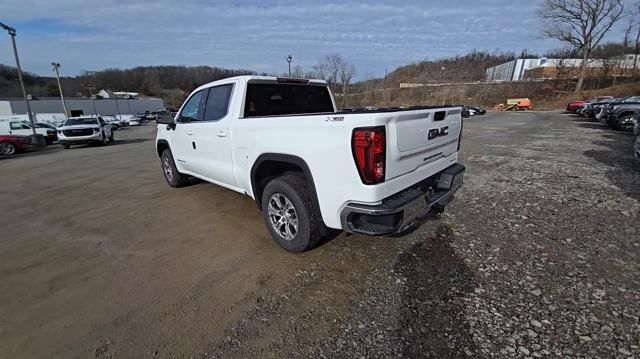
352,126,385,185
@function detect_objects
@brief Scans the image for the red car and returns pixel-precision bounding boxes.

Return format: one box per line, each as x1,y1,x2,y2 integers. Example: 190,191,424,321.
566,100,586,112
0,135,32,156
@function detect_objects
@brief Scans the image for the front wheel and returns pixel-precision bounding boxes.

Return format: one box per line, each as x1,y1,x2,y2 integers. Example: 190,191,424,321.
0,142,17,155
616,117,634,131
109,132,115,142
160,149,189,187
261,175,325,252
101,132,108,145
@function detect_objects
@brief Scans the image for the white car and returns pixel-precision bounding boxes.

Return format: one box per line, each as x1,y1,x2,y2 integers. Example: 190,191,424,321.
58,116,114,149
156,76,465,252
0,118,57,144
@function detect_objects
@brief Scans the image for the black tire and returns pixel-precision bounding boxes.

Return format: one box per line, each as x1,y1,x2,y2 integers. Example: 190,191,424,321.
101,132,108,146
0,141,17,156
160,149,189,187
109,132,115,142
261,174,324,252
61,143,70,149
616,117,633,131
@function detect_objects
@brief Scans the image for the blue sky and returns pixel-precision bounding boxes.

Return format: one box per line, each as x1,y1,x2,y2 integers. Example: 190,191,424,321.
0,0,629,79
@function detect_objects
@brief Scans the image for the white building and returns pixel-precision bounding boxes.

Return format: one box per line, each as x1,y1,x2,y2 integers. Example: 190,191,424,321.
485,55,640,81
485,58,550,82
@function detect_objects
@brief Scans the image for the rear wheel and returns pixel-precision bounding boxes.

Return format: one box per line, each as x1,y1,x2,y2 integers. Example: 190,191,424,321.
161,149,189,187
0,142,17,155
261,174,325,252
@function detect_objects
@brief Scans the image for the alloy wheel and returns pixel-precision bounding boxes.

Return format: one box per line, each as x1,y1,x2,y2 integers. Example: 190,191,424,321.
268,193,298,241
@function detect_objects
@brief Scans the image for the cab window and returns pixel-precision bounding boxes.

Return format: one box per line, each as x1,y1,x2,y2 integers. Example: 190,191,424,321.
179,90,205,122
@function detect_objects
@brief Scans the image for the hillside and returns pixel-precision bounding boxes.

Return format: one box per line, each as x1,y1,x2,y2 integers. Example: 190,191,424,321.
0,65,256,108
345,76,640,110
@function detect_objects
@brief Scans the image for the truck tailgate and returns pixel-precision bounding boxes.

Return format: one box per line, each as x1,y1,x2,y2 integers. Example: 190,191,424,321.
386,107,462,180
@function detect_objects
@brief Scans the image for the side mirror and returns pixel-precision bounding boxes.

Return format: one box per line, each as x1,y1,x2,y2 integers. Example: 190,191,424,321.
157,112,175,124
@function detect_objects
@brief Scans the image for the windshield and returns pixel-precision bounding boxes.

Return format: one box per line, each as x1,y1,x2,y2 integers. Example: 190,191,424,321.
622,96,640,102
64,118,98,126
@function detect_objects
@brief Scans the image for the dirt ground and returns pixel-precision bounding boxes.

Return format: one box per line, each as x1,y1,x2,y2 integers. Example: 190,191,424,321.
0,113,638,358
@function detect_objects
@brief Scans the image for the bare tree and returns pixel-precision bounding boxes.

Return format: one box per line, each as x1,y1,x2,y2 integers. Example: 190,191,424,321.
313,54,346,90
628,1,640,72
339,63,356,108
538,0,625,92
312,61,329,82
313,54,357,107
291,65,305,78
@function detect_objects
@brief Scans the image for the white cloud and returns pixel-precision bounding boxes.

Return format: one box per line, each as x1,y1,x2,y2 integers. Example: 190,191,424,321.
0,0,628,78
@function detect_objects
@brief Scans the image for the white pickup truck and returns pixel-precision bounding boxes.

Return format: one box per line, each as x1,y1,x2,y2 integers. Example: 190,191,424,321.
156,76,465,252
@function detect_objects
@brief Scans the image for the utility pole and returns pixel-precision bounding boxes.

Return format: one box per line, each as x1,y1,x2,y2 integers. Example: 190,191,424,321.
83,86,98,115
125,93,132,114
113,90,122,119
51,62,69,118
0,22,41,144
286,55,293,77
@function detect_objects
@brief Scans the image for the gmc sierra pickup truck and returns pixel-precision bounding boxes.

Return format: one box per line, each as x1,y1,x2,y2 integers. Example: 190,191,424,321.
156,76,465,252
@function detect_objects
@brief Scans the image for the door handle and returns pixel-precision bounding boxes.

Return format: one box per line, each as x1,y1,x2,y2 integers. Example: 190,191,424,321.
216,131,227,138
186,130,194,136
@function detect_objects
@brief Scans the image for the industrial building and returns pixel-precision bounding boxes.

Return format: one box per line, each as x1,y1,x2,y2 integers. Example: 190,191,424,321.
485,58,551,82
0,96,165,117
485,55,640,82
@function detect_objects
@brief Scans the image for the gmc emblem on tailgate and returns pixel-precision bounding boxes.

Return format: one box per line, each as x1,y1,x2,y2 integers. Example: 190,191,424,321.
427,126,449,140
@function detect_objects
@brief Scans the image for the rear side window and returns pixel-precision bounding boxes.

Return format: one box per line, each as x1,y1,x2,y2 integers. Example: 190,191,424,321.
204,84,233,121
244,83,333,118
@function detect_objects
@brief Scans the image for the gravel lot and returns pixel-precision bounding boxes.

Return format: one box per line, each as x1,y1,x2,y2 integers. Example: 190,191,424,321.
1,112,638,358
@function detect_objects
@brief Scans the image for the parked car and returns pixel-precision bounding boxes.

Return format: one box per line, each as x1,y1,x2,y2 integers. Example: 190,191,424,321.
156,76,465,252
57,116,115,149
567,100,586,112
583,97,622,119
597,96,640,123
567,96,613,113
34,122,59,143
468,106,486,115
0,119,57,145
101,115,121,130
0,134,31,156
606,106,639,131
462,106,484,117
631,111,640,159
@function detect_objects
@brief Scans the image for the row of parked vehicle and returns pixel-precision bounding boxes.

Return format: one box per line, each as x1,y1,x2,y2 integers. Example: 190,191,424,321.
567,95,640,158
0,113,155,156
